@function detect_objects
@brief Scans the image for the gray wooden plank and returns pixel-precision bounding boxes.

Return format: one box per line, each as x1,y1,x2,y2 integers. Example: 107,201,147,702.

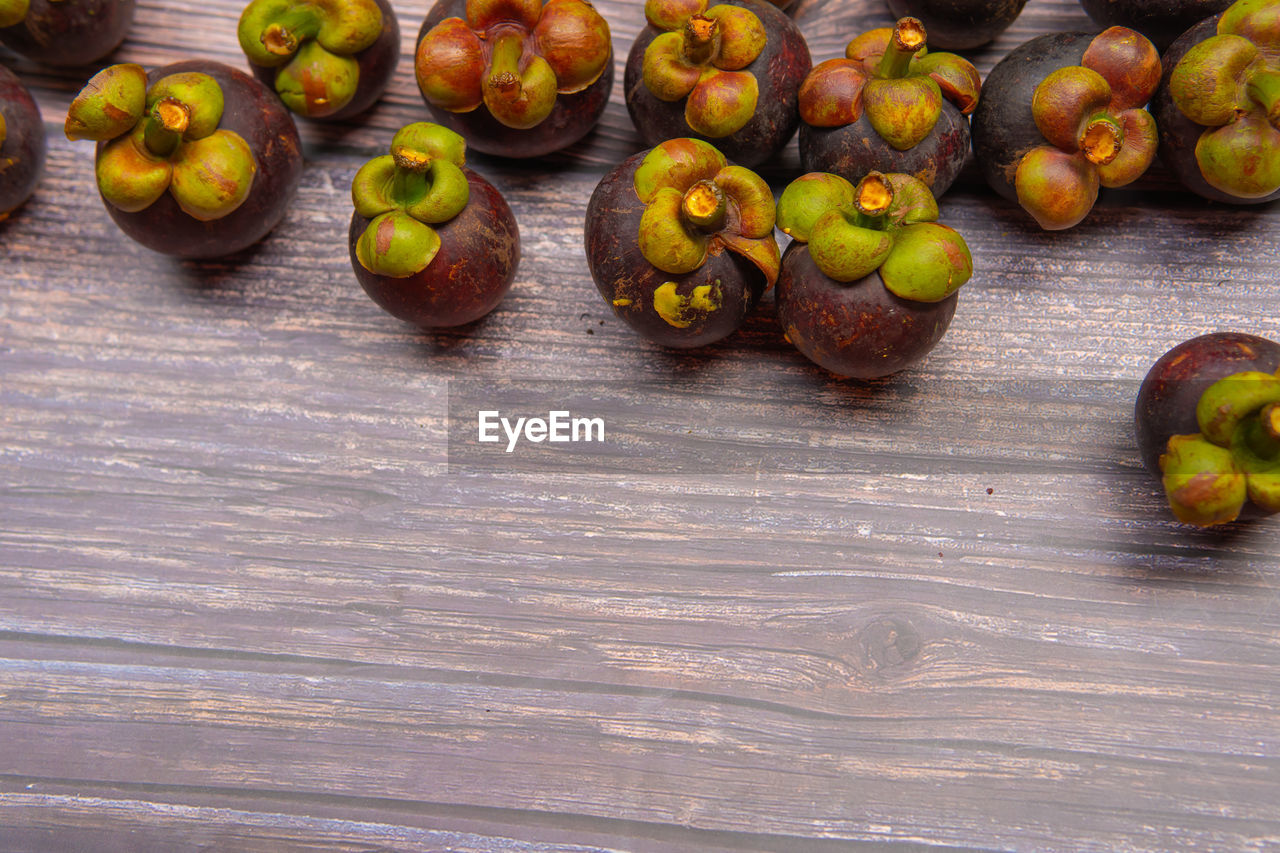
2,0,1279,849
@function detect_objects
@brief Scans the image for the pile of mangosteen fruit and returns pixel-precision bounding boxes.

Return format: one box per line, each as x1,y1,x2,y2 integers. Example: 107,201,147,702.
2,0,1279,529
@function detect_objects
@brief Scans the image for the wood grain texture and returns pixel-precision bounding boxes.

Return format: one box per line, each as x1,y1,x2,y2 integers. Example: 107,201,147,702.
2,0,1279,850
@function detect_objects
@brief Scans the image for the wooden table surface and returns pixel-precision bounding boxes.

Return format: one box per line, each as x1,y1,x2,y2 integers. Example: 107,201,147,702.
3,0,1279,849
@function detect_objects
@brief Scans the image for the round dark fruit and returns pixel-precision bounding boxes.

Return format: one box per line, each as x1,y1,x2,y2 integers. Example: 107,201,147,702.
415,0,612,158
585,138,780,348
624,0,811,168
349,123,520,328
774,171,971,379
798,17,980,197
886,0,1028,50
0,63,45,218
1135,332,1280,526
971,26,1161,230
64,60,303,258
1151,0,1280,204
239,0,400,121
0,0,134,66
1077,0,1231,51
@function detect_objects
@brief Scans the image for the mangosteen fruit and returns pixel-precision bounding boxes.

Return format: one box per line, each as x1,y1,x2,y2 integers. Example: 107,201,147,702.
774,170,972,379
64,60,303,258
1077,0,1232,51
0,0,134,66
349,122,520,328
238,0,400,120
0,63,45,218
798,17,980,196
971,26,1161,230
584,137,780,348
415,0,613,158
624,0,811,168
1152,0,1280,204
885,0,1028,50
1135,332,1280,526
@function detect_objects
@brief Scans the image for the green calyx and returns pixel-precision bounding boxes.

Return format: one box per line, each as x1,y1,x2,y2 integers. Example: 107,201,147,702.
64,64,149,142
351,122,470,278
1159,368,1280,525
274,39,361,117
632,138,780,287
67,66,257,223
238,0,382,118
778,171,970,301
797,18,979,148
864,75,941,152
0,0,29,28
1161,435,1250,526
415,0,611,130
483,27,557,130
641,0,765,138
1170,0,1280,198
238,0,381,64
1016,28,1161,229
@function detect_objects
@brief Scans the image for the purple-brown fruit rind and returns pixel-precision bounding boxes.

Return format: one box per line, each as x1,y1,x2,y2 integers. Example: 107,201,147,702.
973,32,1094,203
349,169,519,328
1078,0,1233,51
1152,5,1280,204
85,61,303,258
624,0,811,168
586,148,772,348
886,0,1029,50
776,240,958,379
798,20,979,196
971,27,1160,229
0,64,46,218
774,170,967,377
415,0,613,158
1135,332,1280,524
799,89,971,195
0,0,135,66
241,0,400,121
1136,333,1280,474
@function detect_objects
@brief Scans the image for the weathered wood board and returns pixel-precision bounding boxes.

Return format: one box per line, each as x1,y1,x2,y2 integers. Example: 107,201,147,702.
2,0,1278,849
